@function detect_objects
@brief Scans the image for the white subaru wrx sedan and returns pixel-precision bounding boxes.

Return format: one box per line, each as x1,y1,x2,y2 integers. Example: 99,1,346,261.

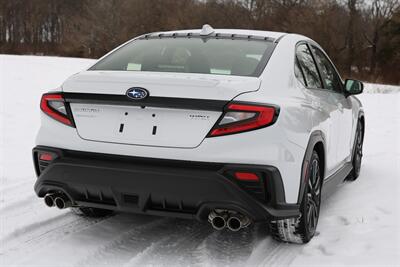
34,25,364,243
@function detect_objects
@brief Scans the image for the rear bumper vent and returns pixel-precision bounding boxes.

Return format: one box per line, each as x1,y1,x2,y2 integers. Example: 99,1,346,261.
123,194,139,205
236,180,268,201
38,160,50,173
33,150,59,176
224,170,269,203
147,197,197,214
78,189,117,206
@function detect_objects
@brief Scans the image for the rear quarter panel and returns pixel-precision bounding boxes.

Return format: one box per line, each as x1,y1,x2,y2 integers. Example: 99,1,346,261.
232,34,316,203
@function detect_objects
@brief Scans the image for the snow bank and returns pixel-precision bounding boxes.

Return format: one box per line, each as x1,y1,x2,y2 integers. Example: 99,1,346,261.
0,55,399,266
364,83,400,94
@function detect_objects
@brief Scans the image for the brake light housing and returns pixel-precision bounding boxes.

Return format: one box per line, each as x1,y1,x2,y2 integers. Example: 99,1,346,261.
39,152,54,161
208,102,279,137
234,172,260,182
40,93,75,127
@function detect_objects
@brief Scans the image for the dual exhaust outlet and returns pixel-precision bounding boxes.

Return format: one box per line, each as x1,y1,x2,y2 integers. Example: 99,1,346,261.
44,193,72,209
45,194,251,232
208,209,251,232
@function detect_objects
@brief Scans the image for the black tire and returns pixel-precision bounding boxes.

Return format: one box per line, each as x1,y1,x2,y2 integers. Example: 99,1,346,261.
269,151,322,243
72,207,114,218
346,120,364,181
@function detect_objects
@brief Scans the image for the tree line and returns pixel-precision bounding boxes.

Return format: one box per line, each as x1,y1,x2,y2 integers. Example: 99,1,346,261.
0,0,399,84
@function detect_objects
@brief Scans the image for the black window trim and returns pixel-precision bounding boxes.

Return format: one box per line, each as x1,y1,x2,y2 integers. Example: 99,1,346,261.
295,41,324,90
295,56,308,87
306,43,325,89
308,42,345,95
295,40,345,95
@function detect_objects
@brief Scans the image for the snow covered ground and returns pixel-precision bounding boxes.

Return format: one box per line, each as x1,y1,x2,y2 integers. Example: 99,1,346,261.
363,83,400,94
0,54,399,266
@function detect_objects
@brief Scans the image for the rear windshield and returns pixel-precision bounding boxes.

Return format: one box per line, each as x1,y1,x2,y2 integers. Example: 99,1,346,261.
89,37,274,77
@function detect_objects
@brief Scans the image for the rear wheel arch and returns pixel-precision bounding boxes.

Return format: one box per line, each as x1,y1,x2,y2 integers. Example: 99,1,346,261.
297,131,326,204
313,141,325,187
359,114,365,139
347,114,365,181
350,112,365,162
270,140,324,243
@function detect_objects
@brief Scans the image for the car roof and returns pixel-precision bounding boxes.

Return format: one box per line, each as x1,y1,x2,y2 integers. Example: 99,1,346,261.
140,25,288,42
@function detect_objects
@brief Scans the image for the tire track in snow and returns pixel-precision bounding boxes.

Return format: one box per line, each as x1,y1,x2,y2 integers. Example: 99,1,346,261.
1,212,72,243
0,179,32,194
0,179,37,219
1,190,301,267
1,210,112,254
0,180,34,205
190,224,259,267
0,194,40,216
2,213,161,266
245,229,306,266
123,221,213,266
74,217,173,266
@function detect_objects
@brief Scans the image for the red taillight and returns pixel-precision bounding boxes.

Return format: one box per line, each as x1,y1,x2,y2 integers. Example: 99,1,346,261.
234,172,260,182
208,103,278,137
39,153,53,161
40,93,74,126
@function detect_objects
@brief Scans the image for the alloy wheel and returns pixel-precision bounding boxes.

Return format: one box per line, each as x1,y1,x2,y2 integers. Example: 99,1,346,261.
354,122,363,176
306,157,321,236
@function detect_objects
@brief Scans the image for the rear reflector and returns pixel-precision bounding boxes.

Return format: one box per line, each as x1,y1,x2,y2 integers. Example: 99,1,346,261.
208,103,278,137
234,172,260,182
40,93,74,127
39,153,53,161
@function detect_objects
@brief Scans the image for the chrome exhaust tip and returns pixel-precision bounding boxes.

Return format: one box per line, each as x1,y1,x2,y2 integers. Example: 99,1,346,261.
211,215,227,230
44,194,55,207
54,196,72,209
209,210,252,232
227,216,241,231
208,210,227,230
227,215,251,232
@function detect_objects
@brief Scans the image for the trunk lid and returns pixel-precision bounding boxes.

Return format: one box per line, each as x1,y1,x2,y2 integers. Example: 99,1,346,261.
63,71,260,148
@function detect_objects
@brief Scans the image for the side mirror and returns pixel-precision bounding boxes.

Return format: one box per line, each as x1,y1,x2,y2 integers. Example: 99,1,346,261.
344,79,363,96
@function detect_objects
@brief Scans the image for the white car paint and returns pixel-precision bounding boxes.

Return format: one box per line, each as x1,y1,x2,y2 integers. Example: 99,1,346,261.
35,29,363,204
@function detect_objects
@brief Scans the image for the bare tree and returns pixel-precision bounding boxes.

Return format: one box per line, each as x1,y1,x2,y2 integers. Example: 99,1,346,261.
364,0,399,79
345,0,359,76
0,0,399,84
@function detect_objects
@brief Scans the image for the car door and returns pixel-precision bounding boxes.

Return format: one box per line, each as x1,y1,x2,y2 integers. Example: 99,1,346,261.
310,45,353,164
295,43,343,174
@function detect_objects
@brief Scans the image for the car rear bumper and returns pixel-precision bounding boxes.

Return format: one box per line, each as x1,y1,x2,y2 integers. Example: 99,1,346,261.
33,146,300,222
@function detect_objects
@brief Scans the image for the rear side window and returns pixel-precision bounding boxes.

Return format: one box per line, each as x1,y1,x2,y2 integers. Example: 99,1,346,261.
294,58,306,87
310,46,343,93
90,38,274,77
296,44,322,88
